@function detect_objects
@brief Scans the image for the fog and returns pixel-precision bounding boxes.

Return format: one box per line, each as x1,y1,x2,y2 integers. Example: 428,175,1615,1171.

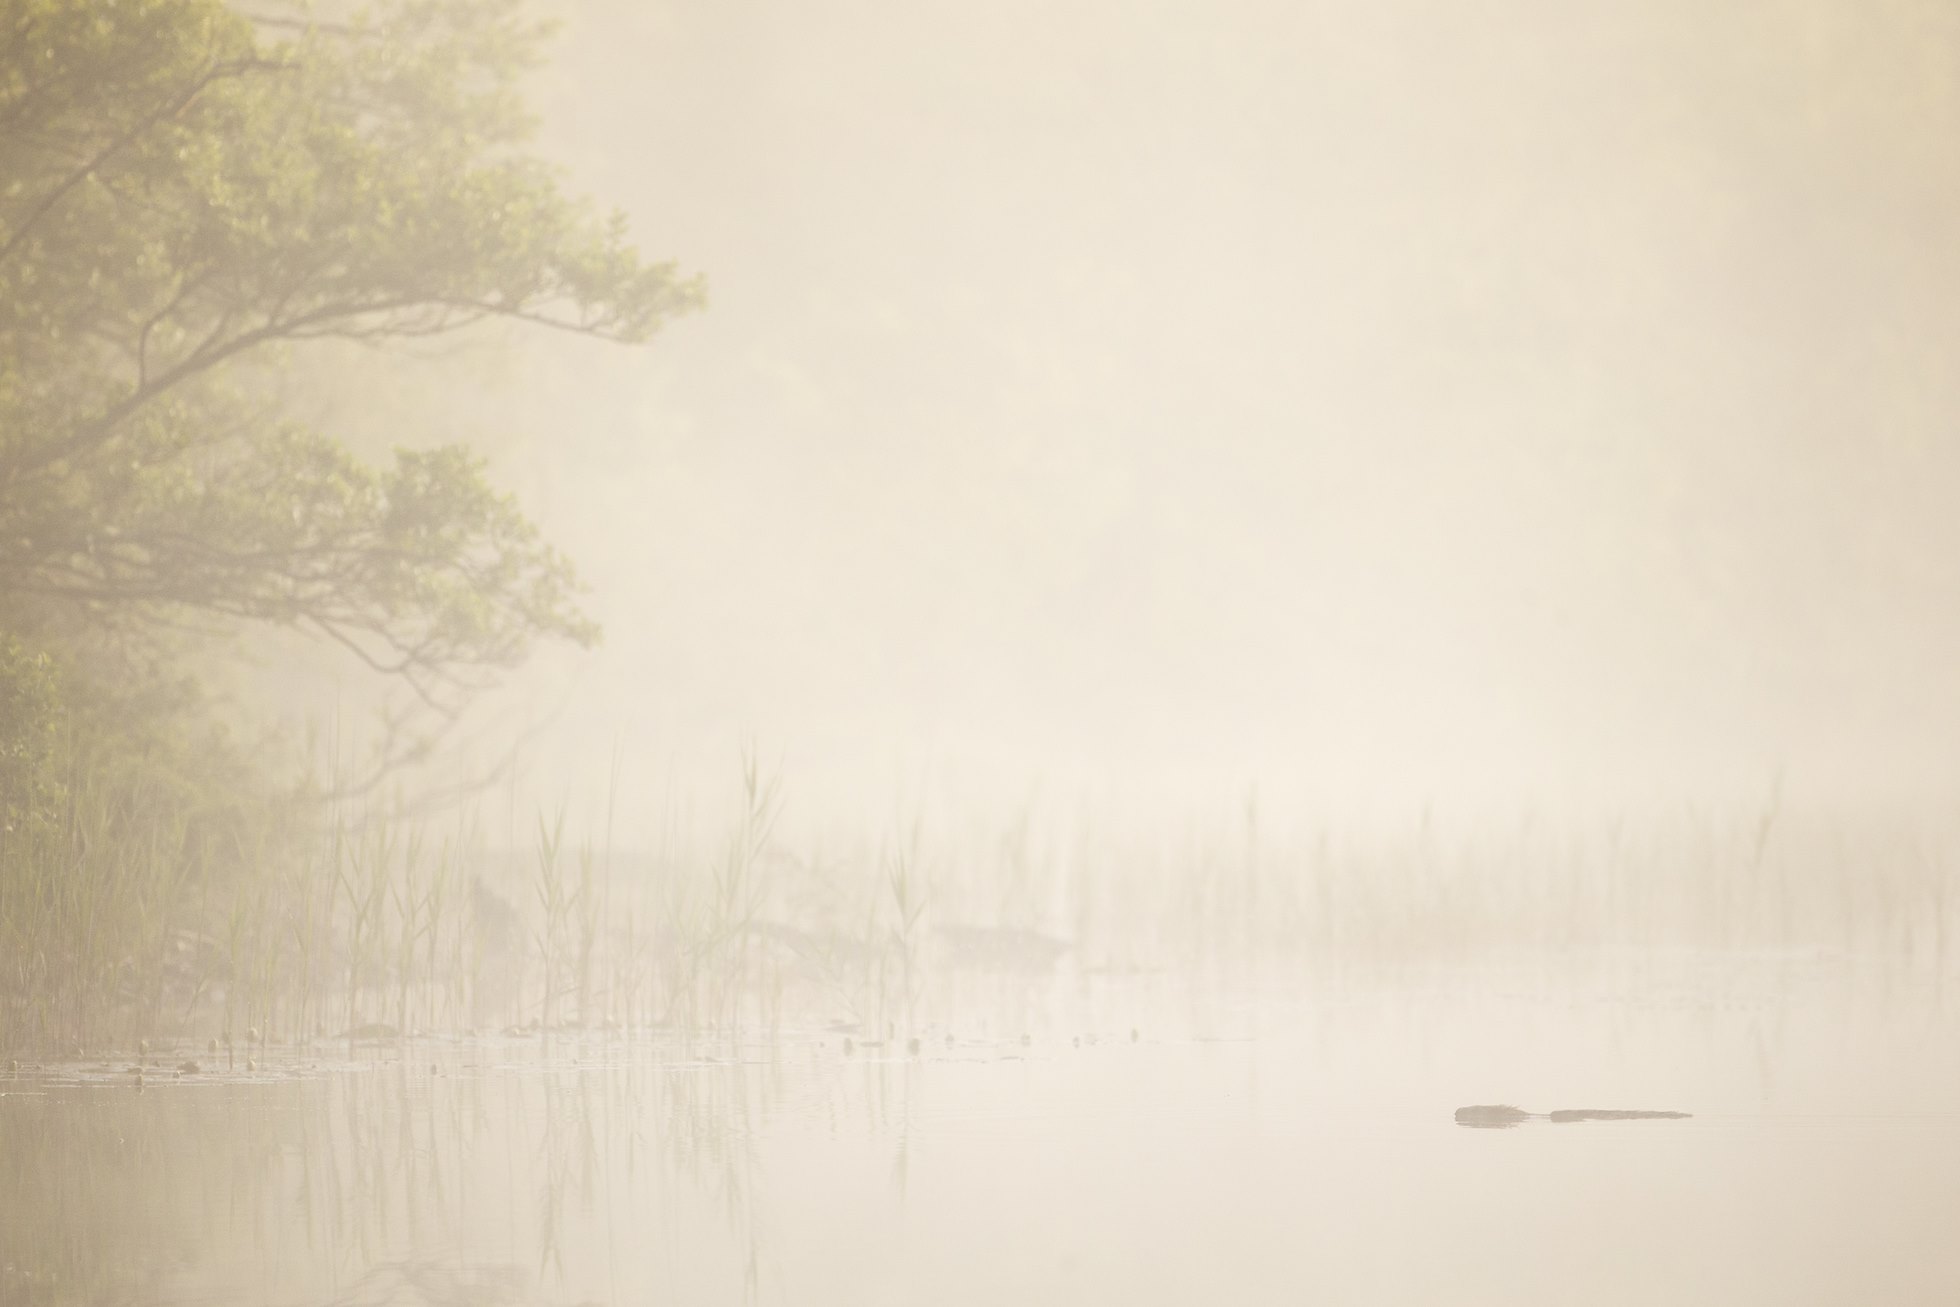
308,0,1960,832
11,4,1960,1304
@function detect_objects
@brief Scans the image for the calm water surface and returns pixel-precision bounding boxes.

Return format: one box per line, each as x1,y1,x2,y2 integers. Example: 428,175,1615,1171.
6,955,1959,1305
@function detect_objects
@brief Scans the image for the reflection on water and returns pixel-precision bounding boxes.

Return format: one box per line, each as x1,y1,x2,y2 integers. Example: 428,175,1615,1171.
6,956,1960,1306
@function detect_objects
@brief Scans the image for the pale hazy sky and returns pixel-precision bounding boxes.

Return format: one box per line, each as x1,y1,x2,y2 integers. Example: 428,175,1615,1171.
310,0,1960,831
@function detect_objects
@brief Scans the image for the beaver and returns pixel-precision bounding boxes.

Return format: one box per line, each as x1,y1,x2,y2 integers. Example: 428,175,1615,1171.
1456,1103,1691,1128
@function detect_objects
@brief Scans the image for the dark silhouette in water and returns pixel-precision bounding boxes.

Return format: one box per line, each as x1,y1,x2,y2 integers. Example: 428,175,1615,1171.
1455,1104,1691,1129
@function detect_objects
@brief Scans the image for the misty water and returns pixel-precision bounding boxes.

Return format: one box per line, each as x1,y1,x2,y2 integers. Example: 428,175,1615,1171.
7,949,1959,1306
12,1,1960,1303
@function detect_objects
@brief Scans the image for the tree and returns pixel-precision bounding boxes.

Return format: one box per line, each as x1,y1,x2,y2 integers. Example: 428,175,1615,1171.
0,0,701,716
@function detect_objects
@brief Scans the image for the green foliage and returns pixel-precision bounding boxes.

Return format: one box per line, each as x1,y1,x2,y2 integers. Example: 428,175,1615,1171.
0,0,701,702
0,0,700,1047
0,630,306,1049
0,637,62,842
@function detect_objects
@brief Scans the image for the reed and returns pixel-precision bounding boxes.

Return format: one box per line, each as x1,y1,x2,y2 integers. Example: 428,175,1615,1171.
6,738,1958,1053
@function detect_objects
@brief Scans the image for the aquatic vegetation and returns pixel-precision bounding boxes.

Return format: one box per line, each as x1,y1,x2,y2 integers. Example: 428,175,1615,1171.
5,746,1959,1055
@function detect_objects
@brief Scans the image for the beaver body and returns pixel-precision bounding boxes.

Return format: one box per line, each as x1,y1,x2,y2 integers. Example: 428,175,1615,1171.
1455,1103,1691,1128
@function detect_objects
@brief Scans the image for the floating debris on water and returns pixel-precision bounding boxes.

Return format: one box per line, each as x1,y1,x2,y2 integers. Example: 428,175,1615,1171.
336,1023,400,1041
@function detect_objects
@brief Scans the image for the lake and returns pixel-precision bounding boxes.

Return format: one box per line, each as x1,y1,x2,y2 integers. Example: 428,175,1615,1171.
5,950,1958,1305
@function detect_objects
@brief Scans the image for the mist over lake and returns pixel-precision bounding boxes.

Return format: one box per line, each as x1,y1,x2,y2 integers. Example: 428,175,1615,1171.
5,1,1960,1304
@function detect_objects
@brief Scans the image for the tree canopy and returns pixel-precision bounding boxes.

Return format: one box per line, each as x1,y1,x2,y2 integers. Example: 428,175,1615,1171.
0,0,701,712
